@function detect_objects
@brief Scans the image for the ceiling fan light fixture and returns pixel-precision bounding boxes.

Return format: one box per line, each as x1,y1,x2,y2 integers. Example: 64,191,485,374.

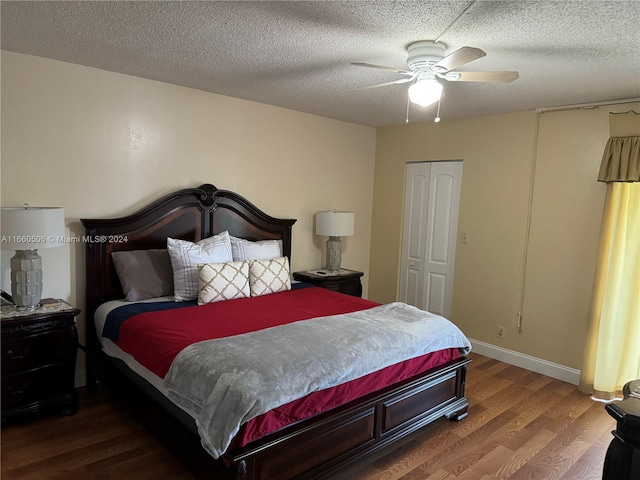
408,79,443,107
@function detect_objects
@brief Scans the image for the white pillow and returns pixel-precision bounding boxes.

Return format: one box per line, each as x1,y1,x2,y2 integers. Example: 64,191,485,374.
230,236,282,261
198,261,250,305
249,256,291,297
167,231,233,301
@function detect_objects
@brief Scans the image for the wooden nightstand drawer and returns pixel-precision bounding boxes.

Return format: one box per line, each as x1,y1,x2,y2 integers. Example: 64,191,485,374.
293,269,364,297
1,301,80,424
2,330,69,375
319,276,362,297
2,364,69,410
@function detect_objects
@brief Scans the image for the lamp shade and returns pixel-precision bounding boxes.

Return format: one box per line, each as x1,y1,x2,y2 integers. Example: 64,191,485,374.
315,211,354,237
1,207,66,250
408,79,443,107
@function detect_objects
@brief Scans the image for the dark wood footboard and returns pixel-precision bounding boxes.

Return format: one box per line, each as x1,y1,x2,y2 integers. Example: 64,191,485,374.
93,351,469,480
226,356,470,480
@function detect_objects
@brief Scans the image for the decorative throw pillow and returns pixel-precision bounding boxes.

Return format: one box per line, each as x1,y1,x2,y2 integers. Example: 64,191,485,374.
230,236,282,261
112,249,174,301
167,231,233,302
249,256,291,297
198,261,250,305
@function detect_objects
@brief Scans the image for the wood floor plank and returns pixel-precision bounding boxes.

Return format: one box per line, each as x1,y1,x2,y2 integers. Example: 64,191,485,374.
369,428,465,480
0,354,616,480
524,372,555,392
559,428,613,480
453,382,533,437
465,375,513,404
397,410,523,477
506,404,615,480
494,365,536,384
422,469,457,480
491,429,558,480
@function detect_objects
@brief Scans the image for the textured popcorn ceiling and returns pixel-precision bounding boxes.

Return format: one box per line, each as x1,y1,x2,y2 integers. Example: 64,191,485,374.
1,1,639,127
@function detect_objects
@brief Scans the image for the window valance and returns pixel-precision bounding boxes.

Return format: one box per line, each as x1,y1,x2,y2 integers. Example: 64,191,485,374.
598,111,640,183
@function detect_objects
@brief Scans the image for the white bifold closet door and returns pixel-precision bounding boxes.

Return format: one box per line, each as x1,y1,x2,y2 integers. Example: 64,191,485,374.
399,161,463,319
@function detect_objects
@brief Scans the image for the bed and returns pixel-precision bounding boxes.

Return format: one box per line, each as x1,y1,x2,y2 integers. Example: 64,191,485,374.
81,183,471,480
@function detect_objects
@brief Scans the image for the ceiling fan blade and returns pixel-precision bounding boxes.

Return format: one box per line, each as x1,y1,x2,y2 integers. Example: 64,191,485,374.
432,46,486,72
351,62,414,76
446,71,519,82
357,77,416,90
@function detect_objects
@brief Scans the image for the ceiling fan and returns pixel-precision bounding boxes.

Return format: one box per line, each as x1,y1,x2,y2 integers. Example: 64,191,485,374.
353,41,519,109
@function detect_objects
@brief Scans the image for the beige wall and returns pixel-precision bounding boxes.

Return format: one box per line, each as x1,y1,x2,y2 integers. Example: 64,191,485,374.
1,52,376,383
370,103,639,370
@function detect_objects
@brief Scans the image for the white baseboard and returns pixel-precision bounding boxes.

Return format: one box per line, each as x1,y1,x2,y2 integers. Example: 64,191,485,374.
469,339,580,385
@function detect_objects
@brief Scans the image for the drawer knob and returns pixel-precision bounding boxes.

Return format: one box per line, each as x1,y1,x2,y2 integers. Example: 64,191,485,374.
5,347,30,360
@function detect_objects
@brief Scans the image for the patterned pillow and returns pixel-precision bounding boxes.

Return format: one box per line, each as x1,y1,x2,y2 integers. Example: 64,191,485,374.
167,231,233,302
198,261,250,305
249,256,291,297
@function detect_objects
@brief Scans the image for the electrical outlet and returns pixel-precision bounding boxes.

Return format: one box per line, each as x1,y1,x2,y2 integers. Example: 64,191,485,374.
497,326,505,339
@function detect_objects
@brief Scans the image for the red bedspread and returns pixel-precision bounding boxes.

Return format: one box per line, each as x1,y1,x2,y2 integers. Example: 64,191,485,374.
113,287,459,448
116,287,380,378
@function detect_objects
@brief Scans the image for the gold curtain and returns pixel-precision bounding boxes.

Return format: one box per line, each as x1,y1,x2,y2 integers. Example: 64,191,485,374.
580,111,640,400
598,111,640,182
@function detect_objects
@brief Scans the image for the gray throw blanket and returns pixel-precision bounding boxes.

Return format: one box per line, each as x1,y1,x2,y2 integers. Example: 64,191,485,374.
163,302,472,458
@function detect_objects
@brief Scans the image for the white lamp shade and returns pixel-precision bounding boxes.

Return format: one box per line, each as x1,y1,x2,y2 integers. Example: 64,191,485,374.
408,79,443,107
1,207,66,250
315,211,355,237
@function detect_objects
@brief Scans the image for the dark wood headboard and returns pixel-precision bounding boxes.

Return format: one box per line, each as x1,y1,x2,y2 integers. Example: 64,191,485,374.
81,183,296,354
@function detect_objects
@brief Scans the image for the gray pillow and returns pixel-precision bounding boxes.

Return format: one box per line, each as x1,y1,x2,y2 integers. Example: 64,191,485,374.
112,249,174,301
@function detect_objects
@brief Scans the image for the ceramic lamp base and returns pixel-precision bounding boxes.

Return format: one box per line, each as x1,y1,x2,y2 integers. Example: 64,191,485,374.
10,249,42,310
325,236,342,272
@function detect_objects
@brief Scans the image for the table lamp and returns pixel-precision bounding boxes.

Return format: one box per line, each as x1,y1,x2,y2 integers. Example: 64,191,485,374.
315,211,354,272
1,206,65,310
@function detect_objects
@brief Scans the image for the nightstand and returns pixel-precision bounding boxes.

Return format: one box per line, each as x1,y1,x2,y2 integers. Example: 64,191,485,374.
293,269,364,297
603,379,640,479
1,300,80,425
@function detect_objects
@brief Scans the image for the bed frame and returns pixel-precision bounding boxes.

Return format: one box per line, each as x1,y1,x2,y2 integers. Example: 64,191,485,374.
81,183,470,480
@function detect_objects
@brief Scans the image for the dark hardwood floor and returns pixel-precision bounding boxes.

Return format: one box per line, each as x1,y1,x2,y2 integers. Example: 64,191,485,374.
1,353,615,479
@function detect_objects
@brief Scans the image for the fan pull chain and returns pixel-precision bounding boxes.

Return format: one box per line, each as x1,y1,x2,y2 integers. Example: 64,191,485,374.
405,91,411,123
435,97,442,122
